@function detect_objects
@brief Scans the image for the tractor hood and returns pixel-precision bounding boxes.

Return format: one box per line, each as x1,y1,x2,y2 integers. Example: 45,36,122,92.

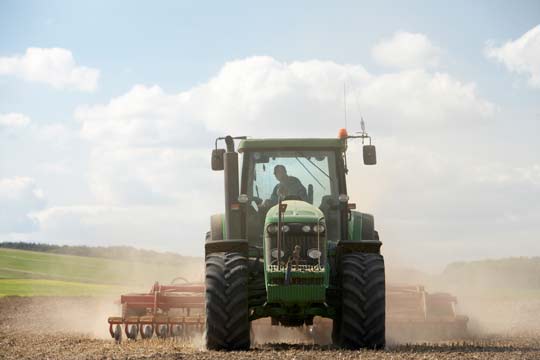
265,200,324,224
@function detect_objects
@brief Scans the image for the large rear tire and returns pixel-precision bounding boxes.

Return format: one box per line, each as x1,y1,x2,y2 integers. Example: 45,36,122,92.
205,252,250,350
333,253,385,349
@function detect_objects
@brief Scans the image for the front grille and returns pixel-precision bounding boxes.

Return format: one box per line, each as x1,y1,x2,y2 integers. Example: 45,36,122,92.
271,234,320,258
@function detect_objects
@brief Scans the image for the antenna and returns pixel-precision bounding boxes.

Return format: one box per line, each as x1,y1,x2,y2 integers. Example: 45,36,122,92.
343,82,347,129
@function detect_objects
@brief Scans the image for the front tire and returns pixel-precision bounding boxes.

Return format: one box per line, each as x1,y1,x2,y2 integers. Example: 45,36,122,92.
333,253,385,349
205,252,250,350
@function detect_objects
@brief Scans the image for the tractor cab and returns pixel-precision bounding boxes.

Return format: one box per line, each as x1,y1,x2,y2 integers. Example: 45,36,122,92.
239,144,346,247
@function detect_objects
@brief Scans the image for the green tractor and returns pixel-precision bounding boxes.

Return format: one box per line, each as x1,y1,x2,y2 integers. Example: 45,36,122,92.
205,129,385,350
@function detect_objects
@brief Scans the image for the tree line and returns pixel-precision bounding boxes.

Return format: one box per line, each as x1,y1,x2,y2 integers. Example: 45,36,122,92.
0,241,202,267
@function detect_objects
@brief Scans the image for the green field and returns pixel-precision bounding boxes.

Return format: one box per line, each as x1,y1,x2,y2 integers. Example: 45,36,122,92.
0,248,203,296
0,279,126,296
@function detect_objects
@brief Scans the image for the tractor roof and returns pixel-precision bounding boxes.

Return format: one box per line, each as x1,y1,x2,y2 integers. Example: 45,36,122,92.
237,138,346,152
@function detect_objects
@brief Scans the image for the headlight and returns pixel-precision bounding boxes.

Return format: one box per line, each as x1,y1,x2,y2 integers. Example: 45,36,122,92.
313,224,325,233
266,224,278,234
281,225,290,233
271,248,284,259
307,248,322,259
301,225,311,233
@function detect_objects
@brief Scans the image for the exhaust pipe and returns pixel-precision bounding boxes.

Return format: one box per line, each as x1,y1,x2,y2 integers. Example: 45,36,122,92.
223,135,241,240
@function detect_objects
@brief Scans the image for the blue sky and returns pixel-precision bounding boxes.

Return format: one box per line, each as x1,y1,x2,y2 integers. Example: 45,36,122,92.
1,1,539,269
2,1,539,110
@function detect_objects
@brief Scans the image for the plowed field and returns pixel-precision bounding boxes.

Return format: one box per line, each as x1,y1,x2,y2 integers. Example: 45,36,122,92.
1,296,539,360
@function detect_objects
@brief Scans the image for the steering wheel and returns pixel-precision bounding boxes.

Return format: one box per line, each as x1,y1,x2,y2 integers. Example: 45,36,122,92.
283,195,303,201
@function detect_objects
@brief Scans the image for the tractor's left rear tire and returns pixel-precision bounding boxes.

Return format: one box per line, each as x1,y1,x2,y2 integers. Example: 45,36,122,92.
205,252,250,350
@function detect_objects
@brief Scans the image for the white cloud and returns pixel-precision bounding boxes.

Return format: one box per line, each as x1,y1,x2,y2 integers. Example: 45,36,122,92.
372,31,441,69
77,56,491,143
0,177,46,233
485,24,540,88
194,57,373,135
355,70,495,130
76,85,204,147
473,163,540,186
0,47,99,91
86,147,217,206
0,113,79,153
0,113,32,140
0,113,30,128
73,57,494,209
0,112,89,208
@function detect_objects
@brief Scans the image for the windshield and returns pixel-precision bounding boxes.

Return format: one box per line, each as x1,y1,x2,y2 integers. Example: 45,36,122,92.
244,150,341,242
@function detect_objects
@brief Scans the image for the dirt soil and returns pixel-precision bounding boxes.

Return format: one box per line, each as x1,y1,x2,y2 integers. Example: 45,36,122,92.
2,296,540,360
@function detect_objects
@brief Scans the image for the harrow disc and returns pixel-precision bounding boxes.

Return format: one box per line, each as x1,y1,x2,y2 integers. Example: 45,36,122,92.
141,325,154,339
156,324,169,338
113,324,122,343
171,324,182,337
126,324,138,340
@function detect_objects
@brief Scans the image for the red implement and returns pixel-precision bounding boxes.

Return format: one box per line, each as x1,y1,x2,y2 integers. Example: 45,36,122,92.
107,279,205,341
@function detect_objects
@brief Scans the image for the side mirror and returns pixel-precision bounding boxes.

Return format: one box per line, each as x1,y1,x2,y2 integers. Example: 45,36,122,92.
211,149,225,170
363,145,377,165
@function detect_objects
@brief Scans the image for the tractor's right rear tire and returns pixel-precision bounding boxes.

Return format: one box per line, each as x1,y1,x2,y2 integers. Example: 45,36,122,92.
205,252,250,350
333,253,385,349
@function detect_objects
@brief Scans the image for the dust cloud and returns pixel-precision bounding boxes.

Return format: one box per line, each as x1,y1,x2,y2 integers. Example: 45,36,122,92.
386,259,540,342
1,296,120,339
251,320,331,346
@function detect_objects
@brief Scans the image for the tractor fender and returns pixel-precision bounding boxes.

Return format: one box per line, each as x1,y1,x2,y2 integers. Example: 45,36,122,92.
337,240,382,254
205,239,248,256
206,214,248,255
348,211,376,241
